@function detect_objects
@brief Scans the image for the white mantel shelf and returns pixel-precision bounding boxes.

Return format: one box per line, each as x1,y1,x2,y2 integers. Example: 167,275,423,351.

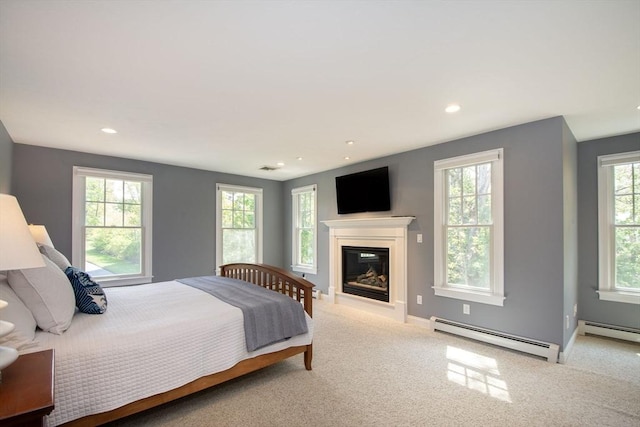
322,216,415,229
323,216,415,322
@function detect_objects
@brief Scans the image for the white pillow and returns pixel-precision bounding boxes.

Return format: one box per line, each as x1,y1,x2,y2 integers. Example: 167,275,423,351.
0,275,37,344
38,244,71,270
7,256,75,334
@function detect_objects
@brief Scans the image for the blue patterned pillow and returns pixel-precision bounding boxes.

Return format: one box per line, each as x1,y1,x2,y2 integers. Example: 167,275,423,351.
64,267,108,314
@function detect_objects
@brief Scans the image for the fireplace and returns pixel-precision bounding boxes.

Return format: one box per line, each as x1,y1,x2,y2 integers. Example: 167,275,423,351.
342,246,389,302
322,216,414,322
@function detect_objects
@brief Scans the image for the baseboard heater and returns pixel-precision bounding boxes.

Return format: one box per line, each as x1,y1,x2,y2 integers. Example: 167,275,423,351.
430,316,559,363
578,320,640,343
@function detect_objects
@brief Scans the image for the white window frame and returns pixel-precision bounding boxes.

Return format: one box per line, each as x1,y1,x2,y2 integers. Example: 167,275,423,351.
597,150,640,304
291,184,317,275
216,183,263,271
433,148,505,306
72,166,153,287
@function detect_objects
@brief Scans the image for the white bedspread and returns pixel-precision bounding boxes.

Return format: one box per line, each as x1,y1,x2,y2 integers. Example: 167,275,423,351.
29,280,313,426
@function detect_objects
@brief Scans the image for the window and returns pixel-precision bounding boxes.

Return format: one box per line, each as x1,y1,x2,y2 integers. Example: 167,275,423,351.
434,149,504,306
597,150,640,304
216,184,263,269
72,167,153,287
292,184,317,274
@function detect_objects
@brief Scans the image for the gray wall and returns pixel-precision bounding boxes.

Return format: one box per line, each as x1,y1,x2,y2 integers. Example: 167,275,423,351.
578,132,640,329
562,121,579,345
9,117,638,348
285,117,572,348
0,121,12,193
11,144,284,283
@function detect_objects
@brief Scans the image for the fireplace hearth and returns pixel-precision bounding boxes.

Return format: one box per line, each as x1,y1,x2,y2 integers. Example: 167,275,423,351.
342,246,390,302
322,216,414,322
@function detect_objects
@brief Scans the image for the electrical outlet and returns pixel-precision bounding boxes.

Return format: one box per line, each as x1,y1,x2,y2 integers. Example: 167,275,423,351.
566,315,570,329
417,295,422,305
417,234,423,243
573,303,577,317
463,304,470,315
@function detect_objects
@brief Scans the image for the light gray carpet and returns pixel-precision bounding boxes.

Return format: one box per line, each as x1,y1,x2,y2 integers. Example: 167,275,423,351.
108,300,640,427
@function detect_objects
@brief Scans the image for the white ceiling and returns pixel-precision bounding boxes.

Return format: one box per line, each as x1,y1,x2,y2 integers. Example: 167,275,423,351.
1,1,639,181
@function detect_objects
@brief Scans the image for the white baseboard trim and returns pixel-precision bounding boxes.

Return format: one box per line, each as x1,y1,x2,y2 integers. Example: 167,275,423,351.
558,327,578,364
578,320,640,343
407,314,431,328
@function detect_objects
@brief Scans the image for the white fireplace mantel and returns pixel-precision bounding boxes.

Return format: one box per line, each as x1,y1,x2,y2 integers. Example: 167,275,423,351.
322,216,415,322
322,216,415,229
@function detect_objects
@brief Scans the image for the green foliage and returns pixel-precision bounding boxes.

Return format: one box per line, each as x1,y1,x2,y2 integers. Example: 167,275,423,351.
220,190,258,264
447,226,490,288
222,191,256,229
446,163,492,288
295,190,315,266
83,177,144,276
222,229,255,264
299,229,313,265
613,162,639,289
87,228,141,265
615,227,639,289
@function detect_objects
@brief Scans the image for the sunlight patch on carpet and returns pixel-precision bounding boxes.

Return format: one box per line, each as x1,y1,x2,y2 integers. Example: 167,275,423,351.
446,346,512,403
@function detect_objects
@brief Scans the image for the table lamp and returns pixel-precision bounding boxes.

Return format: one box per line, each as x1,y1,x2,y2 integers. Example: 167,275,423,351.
28,224,54,248
0,194,46,381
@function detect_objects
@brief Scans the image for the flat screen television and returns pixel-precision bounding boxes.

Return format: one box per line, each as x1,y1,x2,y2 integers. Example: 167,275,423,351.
335,166,391,214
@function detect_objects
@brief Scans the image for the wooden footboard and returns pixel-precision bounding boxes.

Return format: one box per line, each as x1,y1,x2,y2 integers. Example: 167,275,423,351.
221,263,315,370
61,264,314,427
220,263,315,317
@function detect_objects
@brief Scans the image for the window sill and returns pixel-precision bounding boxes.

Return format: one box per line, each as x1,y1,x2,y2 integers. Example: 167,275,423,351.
597,290,640,304
292,265,317,276
433,286,505,306
97,275,153,288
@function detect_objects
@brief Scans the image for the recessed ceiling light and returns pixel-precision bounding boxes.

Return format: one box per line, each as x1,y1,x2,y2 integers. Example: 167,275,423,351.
637,105,640,110
296,157,303,161
276,162,285,167
346,140,354,145
344,156,350,160
101,128,117,134
445,104,461,113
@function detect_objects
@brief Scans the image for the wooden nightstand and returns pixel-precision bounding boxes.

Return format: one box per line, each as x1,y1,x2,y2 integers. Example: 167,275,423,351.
0,349,54,427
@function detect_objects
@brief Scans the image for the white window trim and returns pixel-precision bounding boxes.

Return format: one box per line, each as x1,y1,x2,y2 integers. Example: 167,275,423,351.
597,150,640,305
72,166,153,287
433,148,505,306
291,184,317,275
215,183,263,272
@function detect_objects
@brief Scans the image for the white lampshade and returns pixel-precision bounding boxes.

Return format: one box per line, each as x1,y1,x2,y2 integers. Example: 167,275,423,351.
0,194,42,379
28,224,54,248
0,194,46,271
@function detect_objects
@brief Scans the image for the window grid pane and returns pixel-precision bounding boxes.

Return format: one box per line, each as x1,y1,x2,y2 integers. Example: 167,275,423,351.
293,189,315,269
446,225,491,289
105,179,123,203
104,203,123,226
447,163,492,226
83,176,145,278
614,226,639,289
445,163,492,289
613,161,639,290
222,191,256,230
299,229,313,265
219,188,260,266
222,229,256,264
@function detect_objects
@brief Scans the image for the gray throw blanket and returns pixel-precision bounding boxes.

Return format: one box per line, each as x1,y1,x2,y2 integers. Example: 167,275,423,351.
177,275,308,352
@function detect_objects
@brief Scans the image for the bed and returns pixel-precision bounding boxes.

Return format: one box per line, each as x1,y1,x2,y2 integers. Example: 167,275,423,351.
8,263,314,427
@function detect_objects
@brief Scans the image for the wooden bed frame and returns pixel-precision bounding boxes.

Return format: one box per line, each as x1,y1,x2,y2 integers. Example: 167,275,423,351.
61,263,315,427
